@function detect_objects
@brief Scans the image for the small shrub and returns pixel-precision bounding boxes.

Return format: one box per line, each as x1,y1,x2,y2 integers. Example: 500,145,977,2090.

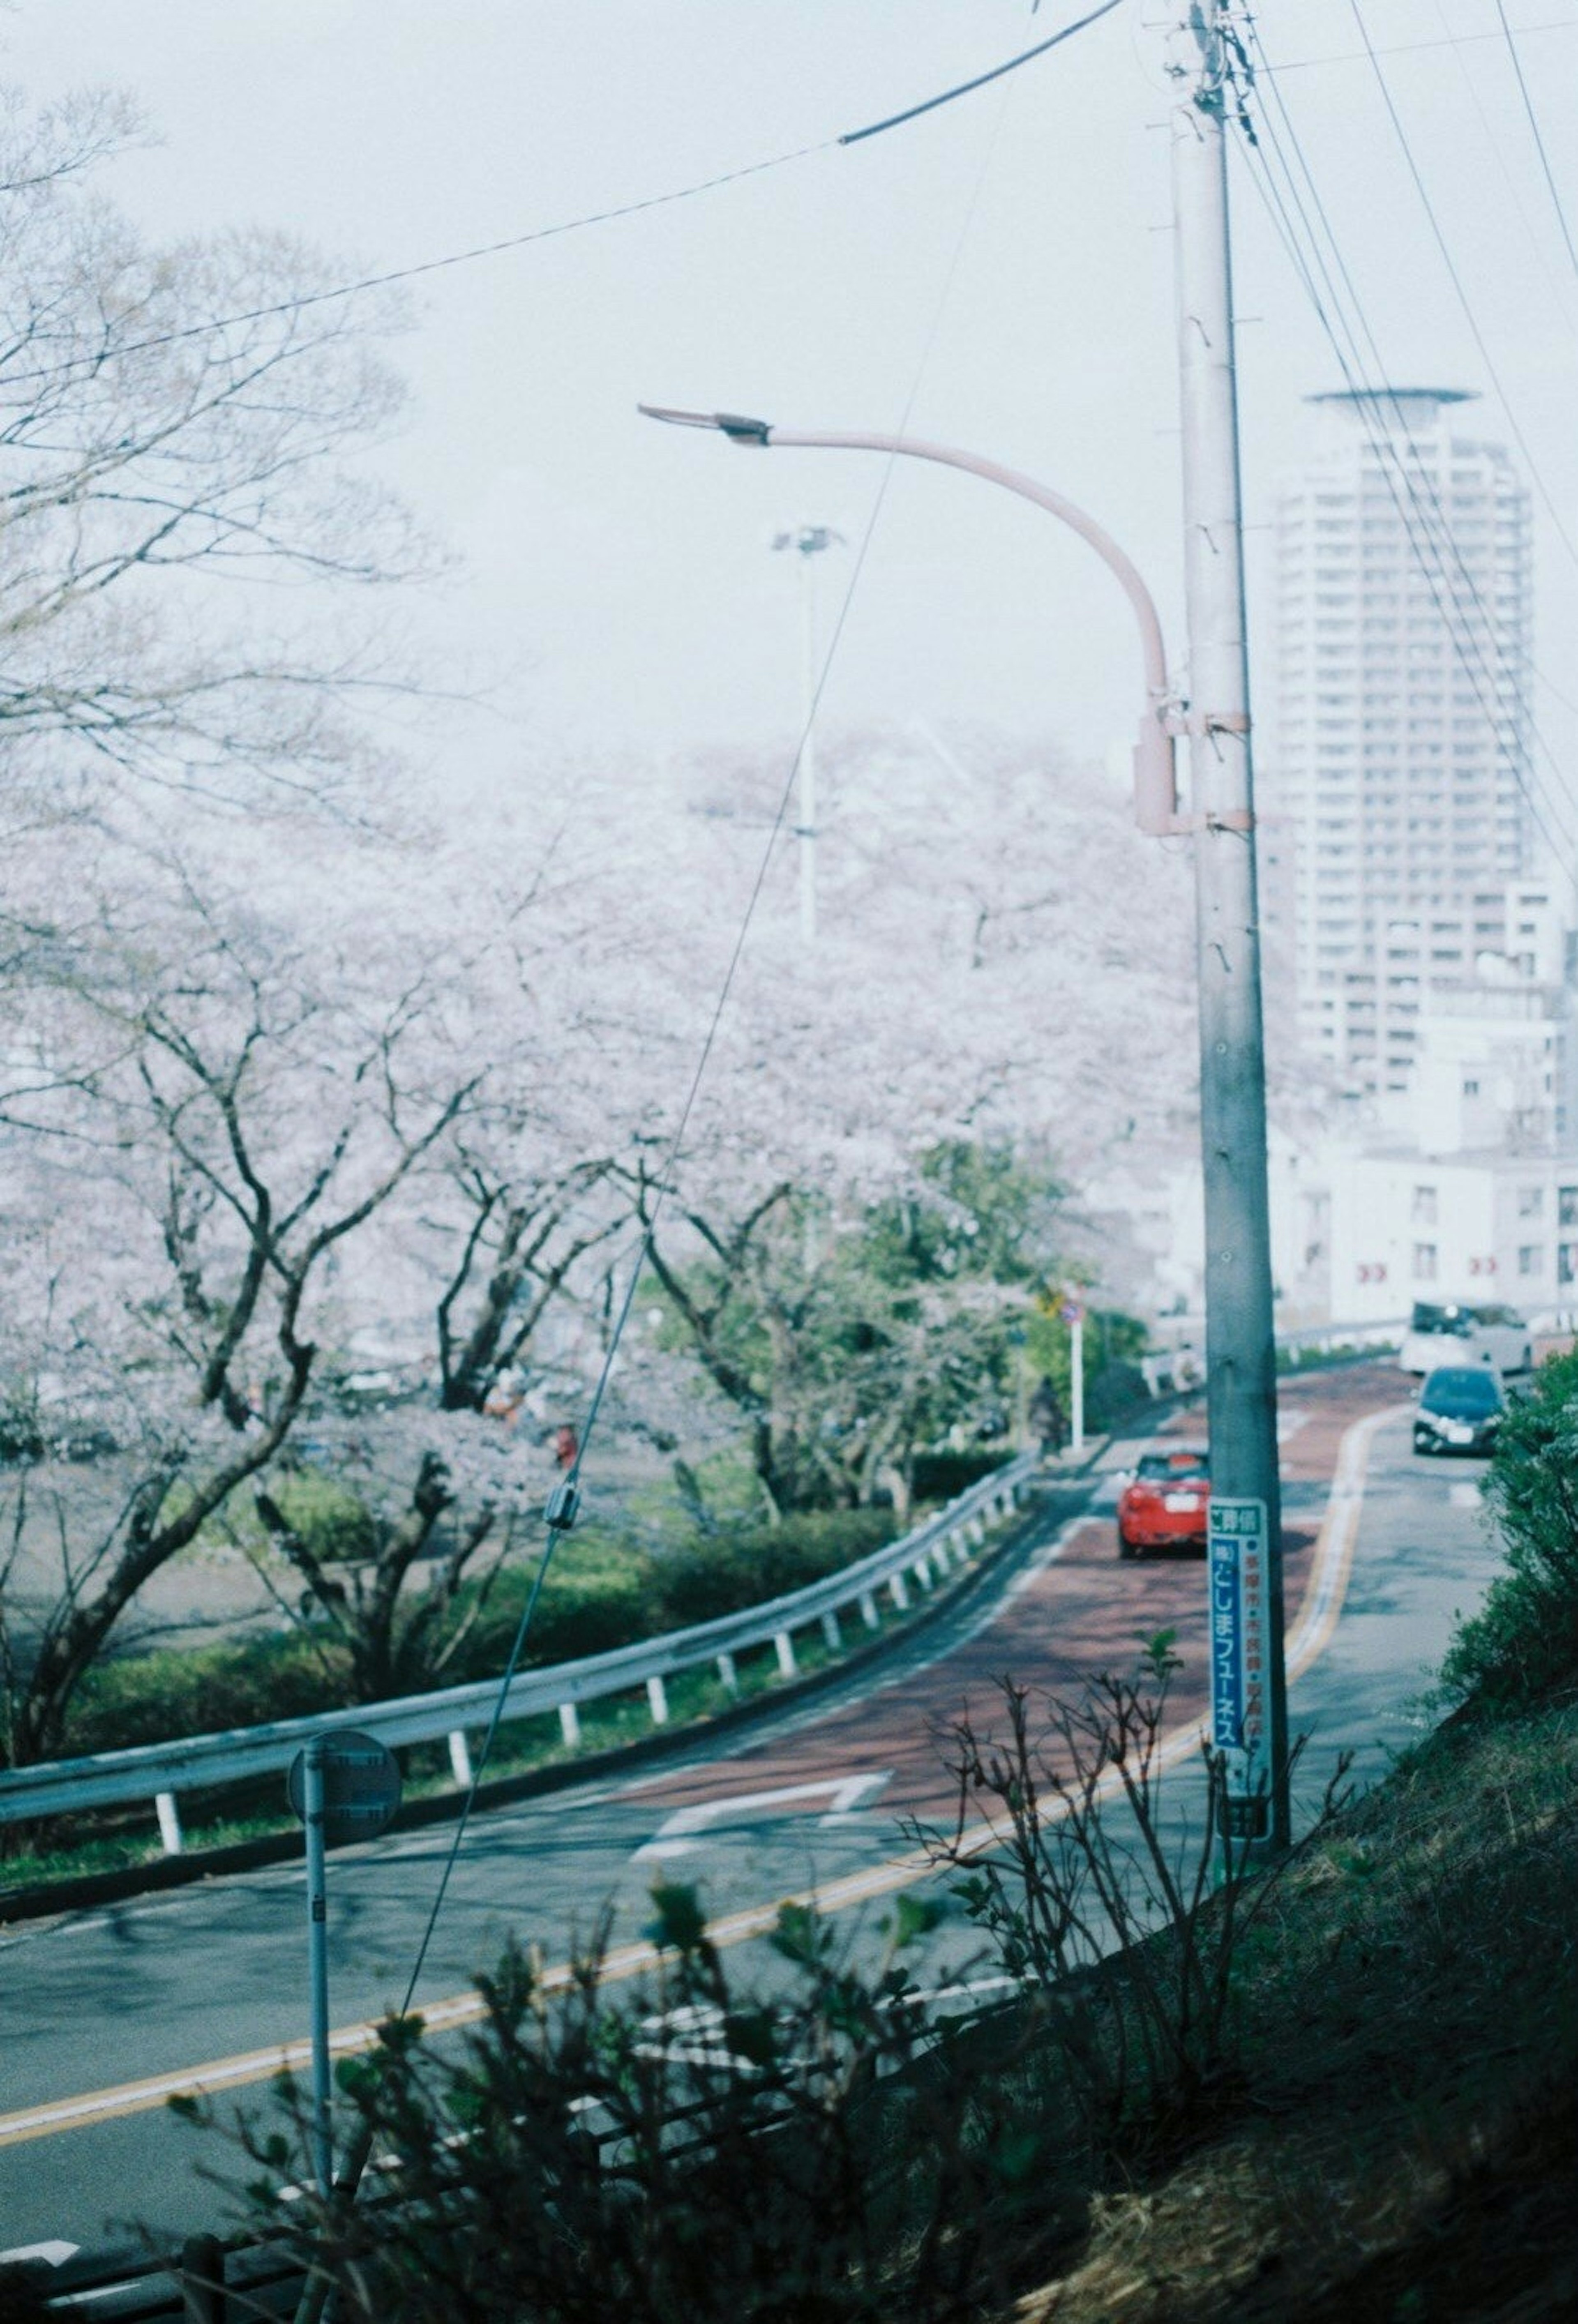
185,1887,1073,2324
1442,1349,1578,1709
911,1640,1349,2148
651,1511,895,1629
63,1631,351,1755
1083,1359,1149,1432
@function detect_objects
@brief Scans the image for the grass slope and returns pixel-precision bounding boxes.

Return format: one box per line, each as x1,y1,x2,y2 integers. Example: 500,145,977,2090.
1001,1695,1578,2322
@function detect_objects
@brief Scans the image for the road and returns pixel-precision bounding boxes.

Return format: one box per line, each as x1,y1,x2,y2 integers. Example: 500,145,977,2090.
0,1363,1505,2269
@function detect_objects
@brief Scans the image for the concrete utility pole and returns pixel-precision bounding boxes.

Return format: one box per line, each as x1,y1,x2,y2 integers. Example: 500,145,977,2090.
771,523,842,947
1170,0,1288,1849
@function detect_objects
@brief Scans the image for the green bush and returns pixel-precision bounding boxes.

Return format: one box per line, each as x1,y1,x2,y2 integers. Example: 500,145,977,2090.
1441,1349,1578,1709
1083,1360,1149,1432
651,1510,895,1628
42,1506,903,1762
65,1631,351,1755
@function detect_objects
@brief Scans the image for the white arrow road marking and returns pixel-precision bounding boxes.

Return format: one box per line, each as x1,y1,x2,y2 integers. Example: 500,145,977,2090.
632,1772,893,1861
0,1400,1396,2153
0,2241,79,2266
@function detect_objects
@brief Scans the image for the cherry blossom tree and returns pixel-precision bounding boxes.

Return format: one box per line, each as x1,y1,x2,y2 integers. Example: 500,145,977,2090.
0,78,427,831
0,841,475,1766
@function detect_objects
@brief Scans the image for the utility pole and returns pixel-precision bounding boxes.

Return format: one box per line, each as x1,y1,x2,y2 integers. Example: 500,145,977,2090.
1170,0,1289,1849
772,524,841,946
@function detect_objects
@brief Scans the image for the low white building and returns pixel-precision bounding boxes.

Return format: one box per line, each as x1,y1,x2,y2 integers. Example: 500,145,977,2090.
1317,1146,1578,1320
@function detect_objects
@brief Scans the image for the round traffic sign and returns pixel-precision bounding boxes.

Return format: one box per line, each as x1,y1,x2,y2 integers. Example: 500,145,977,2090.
286,1730,403,1848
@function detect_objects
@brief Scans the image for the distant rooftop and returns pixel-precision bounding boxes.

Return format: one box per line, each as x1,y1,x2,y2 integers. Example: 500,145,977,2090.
1306,387,1479,428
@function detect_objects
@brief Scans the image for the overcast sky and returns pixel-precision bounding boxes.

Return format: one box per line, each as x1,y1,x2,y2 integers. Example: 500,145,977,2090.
7,0,1576,816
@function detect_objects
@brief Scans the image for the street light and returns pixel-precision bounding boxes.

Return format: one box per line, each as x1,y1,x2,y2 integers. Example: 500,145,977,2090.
638,405,1185,840
771,521,844,947
641,400,1287,1850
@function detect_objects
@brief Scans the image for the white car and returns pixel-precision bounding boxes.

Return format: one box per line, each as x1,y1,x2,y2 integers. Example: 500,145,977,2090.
1398,1300,1533,1378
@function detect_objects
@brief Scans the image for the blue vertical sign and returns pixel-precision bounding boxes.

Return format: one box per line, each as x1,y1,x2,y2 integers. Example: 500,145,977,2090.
1208,1496,1271,1834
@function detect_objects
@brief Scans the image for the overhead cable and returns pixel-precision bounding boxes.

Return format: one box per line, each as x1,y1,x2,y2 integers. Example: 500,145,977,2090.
1247,11,1578,747
1243,24,1578,860
1426,0,1578,344
302,75,1020,2287
1492,0,1578,280
1238,33,1577,869
1348,0,1578,570
1264,14,1578,75
0,2,1121,391
838,0,1126,144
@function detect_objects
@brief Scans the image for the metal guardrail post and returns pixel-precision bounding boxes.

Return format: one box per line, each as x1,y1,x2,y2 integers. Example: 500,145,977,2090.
180,2233,227,2323
156,1791,184,1856
0,1452,1037,1842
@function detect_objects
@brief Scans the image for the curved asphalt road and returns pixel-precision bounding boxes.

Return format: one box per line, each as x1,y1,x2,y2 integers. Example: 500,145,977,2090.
0,1363,1504,2264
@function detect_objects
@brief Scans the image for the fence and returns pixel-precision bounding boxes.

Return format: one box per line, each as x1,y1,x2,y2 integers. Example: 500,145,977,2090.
0,1454,1036,1856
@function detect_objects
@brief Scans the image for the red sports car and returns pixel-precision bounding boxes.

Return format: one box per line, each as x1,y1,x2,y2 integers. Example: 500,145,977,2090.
1117,1447,1210,1559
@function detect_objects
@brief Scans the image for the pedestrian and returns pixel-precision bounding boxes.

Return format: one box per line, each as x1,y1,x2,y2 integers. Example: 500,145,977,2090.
553,1422,579,1473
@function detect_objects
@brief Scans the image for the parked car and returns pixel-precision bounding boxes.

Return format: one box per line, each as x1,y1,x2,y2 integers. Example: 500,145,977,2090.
1399,1300,1532,1378
1117,1447,1210,1558
1413,1365,1507,1457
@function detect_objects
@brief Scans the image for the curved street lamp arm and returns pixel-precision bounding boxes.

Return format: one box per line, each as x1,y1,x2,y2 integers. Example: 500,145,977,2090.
638,404,1184,835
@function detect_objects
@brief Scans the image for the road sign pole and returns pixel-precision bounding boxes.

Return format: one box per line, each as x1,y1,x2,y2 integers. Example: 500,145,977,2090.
1070,1314,1085,1455
303,1735,332,2197
1172,0,1288,1850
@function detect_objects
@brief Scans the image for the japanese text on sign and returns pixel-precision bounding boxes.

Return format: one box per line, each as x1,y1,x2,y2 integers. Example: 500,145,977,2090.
1208,1496,1271,1821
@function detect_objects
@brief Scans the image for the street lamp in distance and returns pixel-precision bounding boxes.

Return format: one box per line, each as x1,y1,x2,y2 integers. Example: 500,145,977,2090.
770,521,844,948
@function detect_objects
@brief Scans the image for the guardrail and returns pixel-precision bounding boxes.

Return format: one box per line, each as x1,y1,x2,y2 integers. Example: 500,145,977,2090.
0,1452,1037,1857
1140,1318,1408,1396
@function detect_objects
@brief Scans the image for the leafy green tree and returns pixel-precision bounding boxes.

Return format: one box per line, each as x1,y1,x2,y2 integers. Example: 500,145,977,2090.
639,1141,1064,1519
1442,1349,1578,1708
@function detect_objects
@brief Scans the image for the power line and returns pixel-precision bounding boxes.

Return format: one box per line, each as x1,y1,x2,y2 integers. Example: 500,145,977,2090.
0,3,1121,394
0,140,837,388
1428,0,1578,343
1347,0,1578,571
838,0,1125,144
1243,77,1578,874
1237,34,1578,876
1263,14,1578,75
1492,0,1578,279
1244,14,1578,807
1248,12,1574,715
304,71,1020,2274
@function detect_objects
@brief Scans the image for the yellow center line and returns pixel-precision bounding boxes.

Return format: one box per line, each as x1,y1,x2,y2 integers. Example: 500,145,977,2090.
0,1398,1395,2150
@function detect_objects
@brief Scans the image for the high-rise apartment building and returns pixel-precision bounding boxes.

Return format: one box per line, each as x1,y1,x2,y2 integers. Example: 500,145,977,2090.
1267,388,1534,1095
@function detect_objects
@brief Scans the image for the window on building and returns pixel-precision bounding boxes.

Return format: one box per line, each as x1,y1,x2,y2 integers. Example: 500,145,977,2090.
1518,1186,1544,1218
1518,1246,1543,1277
1560,1243,1578,1286
1463,1077,1481,1098
1560,1187,1578,1228
1411,1185,1438,1224
1413,1243,1438,1282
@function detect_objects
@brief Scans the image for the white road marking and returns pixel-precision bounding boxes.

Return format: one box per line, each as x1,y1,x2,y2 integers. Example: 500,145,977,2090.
0,1401,1398,2150
632,1773,892,1861
0,2240,78,2266
1449,1482,1480,1508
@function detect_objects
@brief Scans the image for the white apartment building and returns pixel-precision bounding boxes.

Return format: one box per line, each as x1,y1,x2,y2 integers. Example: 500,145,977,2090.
1267,387,1534,1094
